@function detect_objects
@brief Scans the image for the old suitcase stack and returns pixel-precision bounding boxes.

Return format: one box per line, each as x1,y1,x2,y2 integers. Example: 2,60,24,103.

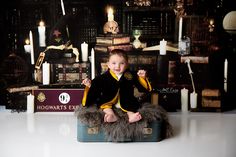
201,89,221,109
51,62,90,84
77,120,163,142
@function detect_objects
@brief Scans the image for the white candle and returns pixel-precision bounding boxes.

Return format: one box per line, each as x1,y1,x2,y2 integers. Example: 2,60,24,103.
81,42,88,62
190,92,198,109
29,31,35,65
61,0,65,15
91,48,95,79
38,21,46,47
178,17,183,41
159,39,167,55
181,88,188,112
224,59,228,92
107,7,114,21
27,94,35,114
24,39,31,53
42,62,50,85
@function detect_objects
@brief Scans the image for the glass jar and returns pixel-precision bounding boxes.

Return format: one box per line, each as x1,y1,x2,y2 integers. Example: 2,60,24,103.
178,36,190,56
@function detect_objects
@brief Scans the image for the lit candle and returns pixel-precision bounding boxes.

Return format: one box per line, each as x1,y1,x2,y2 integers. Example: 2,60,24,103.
91,48,95,79
29,30,35,65
27,93,35,114
81,42,88,62
209,19,215,32
42,61,50,85
181,88,188,112
107,7,114,21
38,20,46,47
190,92,198,109
159,39,167,55
224,59,228,92
178,17,183,41
209,19,214,25
61,0,65,15
24,38,31,53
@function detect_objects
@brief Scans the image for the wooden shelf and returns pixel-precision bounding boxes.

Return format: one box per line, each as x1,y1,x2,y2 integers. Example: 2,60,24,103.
123,6,174,12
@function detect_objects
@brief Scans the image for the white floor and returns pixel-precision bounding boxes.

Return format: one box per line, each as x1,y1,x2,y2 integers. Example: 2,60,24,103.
0,110,236,157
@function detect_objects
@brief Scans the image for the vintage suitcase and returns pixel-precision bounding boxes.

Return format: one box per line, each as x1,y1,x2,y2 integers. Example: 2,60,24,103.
77,120,163,142
134,121,162,142
77,120,106,142
51,63,91,84
201,89,221,108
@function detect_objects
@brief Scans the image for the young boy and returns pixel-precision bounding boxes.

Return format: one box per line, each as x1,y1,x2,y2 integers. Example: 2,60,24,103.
81,49,152,123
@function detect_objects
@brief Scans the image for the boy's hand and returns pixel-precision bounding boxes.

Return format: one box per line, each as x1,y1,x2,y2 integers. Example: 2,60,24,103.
82,78,91,88
137,70,146,78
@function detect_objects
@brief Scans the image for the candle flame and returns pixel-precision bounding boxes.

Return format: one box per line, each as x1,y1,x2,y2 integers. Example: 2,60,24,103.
209,19,214,25
107,7,113,15
39,21,45,27
25,39,30,45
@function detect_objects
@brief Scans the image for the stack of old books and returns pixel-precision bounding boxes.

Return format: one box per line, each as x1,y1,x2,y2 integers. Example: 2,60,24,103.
94,34,132,53
51,62,90,84
201,89,221,108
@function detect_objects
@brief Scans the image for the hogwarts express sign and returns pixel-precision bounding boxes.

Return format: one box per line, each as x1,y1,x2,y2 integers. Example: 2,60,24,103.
33,89,84,112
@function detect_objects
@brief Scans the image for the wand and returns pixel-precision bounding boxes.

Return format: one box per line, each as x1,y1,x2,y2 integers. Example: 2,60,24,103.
61,0,70,39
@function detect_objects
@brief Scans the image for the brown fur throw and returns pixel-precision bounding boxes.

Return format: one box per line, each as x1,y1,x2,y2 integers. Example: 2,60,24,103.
74,103,173,142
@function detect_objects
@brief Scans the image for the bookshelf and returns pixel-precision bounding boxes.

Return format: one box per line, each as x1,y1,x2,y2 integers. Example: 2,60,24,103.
122,1,176,47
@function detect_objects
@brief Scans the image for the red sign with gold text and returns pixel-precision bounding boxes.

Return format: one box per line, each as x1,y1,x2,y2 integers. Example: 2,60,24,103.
33,89,84,112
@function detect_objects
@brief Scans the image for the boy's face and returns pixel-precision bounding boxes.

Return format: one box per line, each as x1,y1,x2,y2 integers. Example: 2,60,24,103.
107,54,128,75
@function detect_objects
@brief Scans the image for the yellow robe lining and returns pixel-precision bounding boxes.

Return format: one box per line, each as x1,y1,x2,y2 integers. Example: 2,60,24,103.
82,86,89,106
138,77,152,91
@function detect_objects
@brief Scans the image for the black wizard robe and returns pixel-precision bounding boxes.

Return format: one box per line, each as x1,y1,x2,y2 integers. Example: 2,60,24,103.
82,69,152,112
